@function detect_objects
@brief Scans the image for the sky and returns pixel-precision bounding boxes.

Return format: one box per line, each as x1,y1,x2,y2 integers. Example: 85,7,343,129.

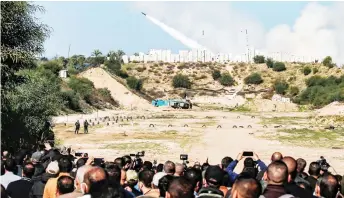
36,1,343,64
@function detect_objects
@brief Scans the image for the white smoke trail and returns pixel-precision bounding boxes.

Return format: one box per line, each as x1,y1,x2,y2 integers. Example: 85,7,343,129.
145,14,210,52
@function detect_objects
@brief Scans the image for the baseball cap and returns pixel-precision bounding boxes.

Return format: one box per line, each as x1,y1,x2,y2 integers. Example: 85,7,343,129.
46,161,59,174
126,170,138,182
31,151,43,163
204,166,224,186
152,172,166,186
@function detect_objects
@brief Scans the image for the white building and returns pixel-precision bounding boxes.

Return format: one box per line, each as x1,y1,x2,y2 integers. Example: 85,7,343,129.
59,69,67,78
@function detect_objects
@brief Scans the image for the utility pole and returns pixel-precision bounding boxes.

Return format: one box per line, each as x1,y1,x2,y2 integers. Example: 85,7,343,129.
245,29,249,63
68,44,71,59
202,30,205,63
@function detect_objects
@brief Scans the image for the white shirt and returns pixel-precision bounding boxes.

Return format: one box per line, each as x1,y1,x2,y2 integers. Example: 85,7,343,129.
0,171,21,189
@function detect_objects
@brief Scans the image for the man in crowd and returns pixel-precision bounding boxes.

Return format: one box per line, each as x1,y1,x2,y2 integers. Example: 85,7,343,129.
56,176,74,197
315,174,339,198
58,165,92,198
164,161,176,176
174,163,184,177
44,156,73,198
6,162,35,198
261,160,289,198
137,169,159,197
230,174,262,198
199,165,225,197
79,166,109,198
307,162,321,193
0,158,21,188
282,156,314,198
166,177,194,198
83,120,89,134
184,167,203,197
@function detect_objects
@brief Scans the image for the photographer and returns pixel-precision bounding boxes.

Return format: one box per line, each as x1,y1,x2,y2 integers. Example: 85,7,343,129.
226,152,267,184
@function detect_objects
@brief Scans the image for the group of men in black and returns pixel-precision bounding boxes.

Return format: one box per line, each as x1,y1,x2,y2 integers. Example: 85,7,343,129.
74,120,89,134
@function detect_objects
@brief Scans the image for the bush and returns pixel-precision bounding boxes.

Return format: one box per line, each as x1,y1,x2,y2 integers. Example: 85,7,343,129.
303,67,312,75
273,62,286,72
61,90,81,111
172,74,191,89
266,58,274,68
67,77,94,100
253,55,265,64
274,80,289,95
322,56,334,68
313,68,319,74
289,86,300,96
219,73,235,86
126,76,143,91
115,70,129,79
40,60,63,75
136,67,146,72
212,70,221,80
244,73,263,85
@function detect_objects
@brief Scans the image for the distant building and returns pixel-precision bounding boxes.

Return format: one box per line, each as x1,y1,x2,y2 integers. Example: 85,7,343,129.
272,94,291,103
59,69,67,78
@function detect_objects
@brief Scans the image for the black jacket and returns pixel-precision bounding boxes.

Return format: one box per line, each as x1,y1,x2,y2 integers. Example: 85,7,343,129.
7,178,34,198
284,182,316,198
29,173,57,198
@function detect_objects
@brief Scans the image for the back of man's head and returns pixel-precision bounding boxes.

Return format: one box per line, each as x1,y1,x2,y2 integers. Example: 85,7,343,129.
104,162,121,185
308,162,321,177
76,158,86,169
319,174,339,198
76,165,92,188
221,156,233,170
296,158,307,173
138,169,154,188
83,166,108,197
204,165,224,188
23,162,35,178
271,152,283,162
164,161,176,175
231,175,262,198
142,161,153,171
158,175,174,197
282,156,297,182
184,167,202,192
174,163,184,177
4,158,16,172
58,156,73,173
122,155,132,168
114,157,124,169
267,160,288,185
166,177,194,198
57,176,75,195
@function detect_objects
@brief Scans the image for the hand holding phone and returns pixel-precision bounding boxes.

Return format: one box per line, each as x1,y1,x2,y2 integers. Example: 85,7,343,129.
242,151,253,157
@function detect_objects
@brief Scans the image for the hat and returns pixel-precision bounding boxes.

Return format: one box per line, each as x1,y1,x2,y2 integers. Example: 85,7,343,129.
152,172,166,186
126,170,138,182
46,161,59,174
31,151,43,163
204,166,224,186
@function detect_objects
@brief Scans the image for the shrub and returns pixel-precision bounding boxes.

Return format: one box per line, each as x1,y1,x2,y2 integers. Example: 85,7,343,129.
212,70,221,80
303,66,312,75
313,67,319,74
322,56,334,68
274,80,289,95
289,86,300,96
136,67,146,72
244,73,263,85
67,77,94,100
219,73,235,86
126,76,143,91
115,70,129,79
61,90,81,111
172,74,191,89
266,58,274,68
273,62,286,72
253,55,265,64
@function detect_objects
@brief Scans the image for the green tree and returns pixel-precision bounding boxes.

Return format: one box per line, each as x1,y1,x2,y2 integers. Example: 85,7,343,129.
253,55,265,64
1,2,59,149
266,58,274,68
244,73,263,85
172,74,191,89
322,56,334,68
273,62,286,72
92,49,102,57
274,80,289,95
67,76,94,100
303,66,312,75
212,70,221,80
219,73,235,86
313,67,319,74
133,52,139,56
289,86,300,96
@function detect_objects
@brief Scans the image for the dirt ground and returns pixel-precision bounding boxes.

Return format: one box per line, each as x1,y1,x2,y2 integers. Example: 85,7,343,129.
53,109,344,174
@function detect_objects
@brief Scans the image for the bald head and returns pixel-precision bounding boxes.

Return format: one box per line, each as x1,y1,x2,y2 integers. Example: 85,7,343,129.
271,152,283,162
267,161,288,185
83,167,108,195
231,175,262,198
175,163,184,177
282,156,297,181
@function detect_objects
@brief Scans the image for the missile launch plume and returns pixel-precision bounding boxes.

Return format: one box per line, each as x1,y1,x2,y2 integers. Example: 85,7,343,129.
144,13,210,52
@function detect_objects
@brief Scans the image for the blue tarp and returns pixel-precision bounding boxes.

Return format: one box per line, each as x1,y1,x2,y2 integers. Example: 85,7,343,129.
152,100,169,107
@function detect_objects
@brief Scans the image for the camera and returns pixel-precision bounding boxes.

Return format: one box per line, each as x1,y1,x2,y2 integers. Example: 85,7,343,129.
130,151,145,158
180,154,188,161
317,156,330,171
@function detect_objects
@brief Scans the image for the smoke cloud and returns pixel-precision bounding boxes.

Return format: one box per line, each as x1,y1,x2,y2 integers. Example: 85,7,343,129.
132,2,344,64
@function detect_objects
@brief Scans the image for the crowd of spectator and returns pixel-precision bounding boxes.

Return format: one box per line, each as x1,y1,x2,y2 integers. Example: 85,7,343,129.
1,143,343,198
